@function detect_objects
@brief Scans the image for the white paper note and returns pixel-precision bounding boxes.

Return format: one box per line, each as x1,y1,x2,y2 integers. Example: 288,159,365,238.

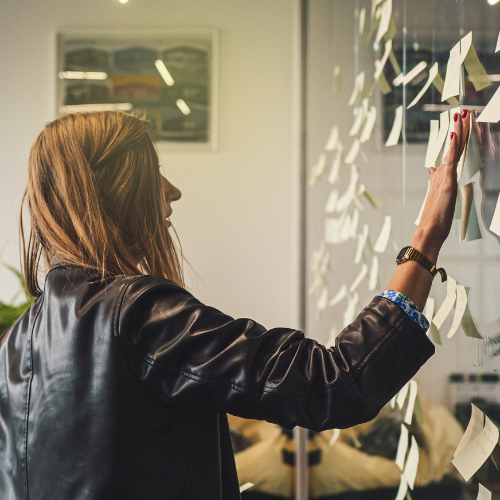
452,416,500,482
424,120,440,168
490,191,500,237
423,297,441,345
349,107,366,136
325,189,339,213
385,105,403,146
373,215,391,253
375,0,392,43
336,164,359,212
477,86,500,124
360,106,377,143
403,436,419,490
328,143,343,185
329,428,341,446
349,264,368,293
325,125,339,151
442,41,461,102
432,276,457,329
368,255,379,291
496,31,500,53
415,181,430,226
477,483,492,500
393,61,427,87
404,380,418,425
348,72,366,106
350,208,360,240
240,483,254,493
309,153,327,185
345,139,361,164
373,39,393,83
447,285,468,339
454,404,485,458
359,7,366,35
395,475,408,500
396,382,410,409
407,62,439,109
395,424,409,471
354,224,369,264
462,287,483,339
329,283,348,307
434,111,450,164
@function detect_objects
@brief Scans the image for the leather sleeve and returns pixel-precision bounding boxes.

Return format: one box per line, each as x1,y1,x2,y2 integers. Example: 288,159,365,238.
116,276,435,432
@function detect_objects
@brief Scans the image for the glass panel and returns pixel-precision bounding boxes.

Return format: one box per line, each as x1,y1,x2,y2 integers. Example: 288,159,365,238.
306,1,500,499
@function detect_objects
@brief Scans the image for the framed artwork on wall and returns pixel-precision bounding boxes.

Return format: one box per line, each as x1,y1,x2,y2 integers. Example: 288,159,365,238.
56,28,218,151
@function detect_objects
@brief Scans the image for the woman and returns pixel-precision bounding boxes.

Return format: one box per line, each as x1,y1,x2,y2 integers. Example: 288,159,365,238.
0,110,468,500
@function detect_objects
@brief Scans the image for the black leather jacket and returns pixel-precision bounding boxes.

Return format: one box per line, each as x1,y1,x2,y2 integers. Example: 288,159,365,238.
0,263,434,499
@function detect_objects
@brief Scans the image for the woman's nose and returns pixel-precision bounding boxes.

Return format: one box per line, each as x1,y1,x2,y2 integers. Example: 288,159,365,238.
170,183,182,202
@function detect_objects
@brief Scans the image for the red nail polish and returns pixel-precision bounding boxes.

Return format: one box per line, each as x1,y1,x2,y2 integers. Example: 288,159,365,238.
462,109,467,118
454,113,458,122
450,132,454,140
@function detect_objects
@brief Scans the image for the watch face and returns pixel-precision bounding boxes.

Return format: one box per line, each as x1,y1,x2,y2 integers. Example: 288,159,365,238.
397,246,410,260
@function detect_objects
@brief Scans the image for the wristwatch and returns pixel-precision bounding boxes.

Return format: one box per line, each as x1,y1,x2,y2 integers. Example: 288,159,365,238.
396,246,447,282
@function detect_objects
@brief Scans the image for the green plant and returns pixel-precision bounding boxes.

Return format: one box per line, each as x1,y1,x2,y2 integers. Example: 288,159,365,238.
0,263,35,335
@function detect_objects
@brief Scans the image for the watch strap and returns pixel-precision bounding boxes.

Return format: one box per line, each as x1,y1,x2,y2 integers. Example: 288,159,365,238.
397,247,447,282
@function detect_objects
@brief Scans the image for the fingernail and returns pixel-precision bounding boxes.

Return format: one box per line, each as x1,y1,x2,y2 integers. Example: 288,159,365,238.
454,113,458,122
450,132,454,140
462,109,467,118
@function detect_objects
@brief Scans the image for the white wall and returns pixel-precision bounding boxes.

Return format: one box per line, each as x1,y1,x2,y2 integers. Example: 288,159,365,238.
0,0,301,329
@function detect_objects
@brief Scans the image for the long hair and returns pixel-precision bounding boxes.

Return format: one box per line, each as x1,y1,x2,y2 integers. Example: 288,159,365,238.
20,111,184,297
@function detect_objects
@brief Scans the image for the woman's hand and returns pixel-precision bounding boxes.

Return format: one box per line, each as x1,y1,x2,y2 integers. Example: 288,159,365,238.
411,109,470,263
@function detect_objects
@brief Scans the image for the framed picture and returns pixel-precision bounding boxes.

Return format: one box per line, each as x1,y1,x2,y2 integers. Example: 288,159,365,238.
56,28,218,151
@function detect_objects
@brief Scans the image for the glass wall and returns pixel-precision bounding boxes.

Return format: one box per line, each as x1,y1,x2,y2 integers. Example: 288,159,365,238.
305,1,500,499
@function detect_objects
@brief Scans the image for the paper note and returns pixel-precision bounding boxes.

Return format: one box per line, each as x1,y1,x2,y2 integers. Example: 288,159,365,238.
333,65,341,90
496,31,500,53
490,192,500,237
452,416,500,481
328,142,343,185
466,185,482,242
395,475,408,500
325,125,339,151
325,189,339,213
461,287,483,339
373,215,391,253
432,276,457,329
395,424,409,471
396,382,410,410
359,7,366,35
350,208,360,239
309,153,327,185
477,86,500,123
348,72,365,106
336,164,359,212
360,106,377,143
403,436,419,490
343,292,359,328
407,62,439,109
415,181,430,226
454,404,484,458
354,224,369,264
385,105,403,146
423,298,441,345
349,107,366,136
240,483,254,493
462,32,491,92
339,213,353,242
373,39,393,83
393,61,427,87
317,286,328,311
447,285,467,339
329,284,347,307
329,428,341,446
404,380,418,425
368,255,379,291
457,112,472,181
441,41,461,102
435,111,450,163
375,0,392,43
424,121,440,168
349,264,368,293
345,139,361,164
460,183,474,242
477,484,492,500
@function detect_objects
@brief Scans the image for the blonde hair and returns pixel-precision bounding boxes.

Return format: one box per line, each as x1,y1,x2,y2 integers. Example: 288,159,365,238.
21,111,184,297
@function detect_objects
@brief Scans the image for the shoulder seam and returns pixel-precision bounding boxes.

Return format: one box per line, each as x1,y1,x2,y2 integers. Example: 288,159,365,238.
112,276,147,338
